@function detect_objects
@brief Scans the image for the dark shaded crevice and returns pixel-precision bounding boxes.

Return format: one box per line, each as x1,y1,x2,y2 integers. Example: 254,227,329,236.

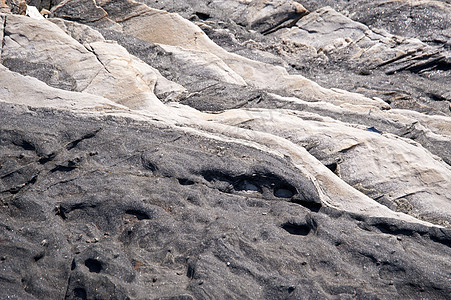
186,261,196,279
201,170,298,198
373,223,417,236
291,198,322,212
12,139,36,151
141,156,157,172
426,227,451,248
50,165,77,173
195,12,210,20
0,15,6,61
321,208,450,247
54,204,67,220
228,94,263,110
430,236,451,248
178,178,195,185
90,48,111,74
124,209,151,220
261,12,309,35
73,287,87,300
281,222,311,236
85,258,102,273
363,217,450,248
386,53,450,75
377,51,415,67
39,152,57,164
56,202,97,220
2,174,38,194
366,127,383,134
33,252,44,262
273,187,295,198
409,56,450,74
427,92,447,102
66,129,101,150
325,162,337,173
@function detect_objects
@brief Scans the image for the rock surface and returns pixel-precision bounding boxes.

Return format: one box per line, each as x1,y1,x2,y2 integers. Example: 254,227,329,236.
0,0,450,299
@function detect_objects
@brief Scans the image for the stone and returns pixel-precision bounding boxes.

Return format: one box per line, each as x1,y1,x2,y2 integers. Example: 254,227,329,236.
51,0,107,23
25,5,44,19
0,0,450,298
96,0,390,109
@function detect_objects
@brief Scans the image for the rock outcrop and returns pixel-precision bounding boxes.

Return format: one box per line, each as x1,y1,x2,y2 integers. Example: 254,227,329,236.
0,0,450,299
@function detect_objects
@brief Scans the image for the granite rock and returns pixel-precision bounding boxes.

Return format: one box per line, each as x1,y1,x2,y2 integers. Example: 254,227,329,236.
0,1,450,299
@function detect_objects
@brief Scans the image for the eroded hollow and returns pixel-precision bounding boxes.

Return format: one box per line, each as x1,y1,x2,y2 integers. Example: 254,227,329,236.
125,209,151,220
195,12,210,20
274,187,295,198
73,287,87,300
85,258,102,273
178,178,195,185
282,223,311,236
291,198,322,212
201,170,297,198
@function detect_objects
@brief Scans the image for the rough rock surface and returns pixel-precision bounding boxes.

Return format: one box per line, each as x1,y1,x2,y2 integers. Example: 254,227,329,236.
0,0,450,299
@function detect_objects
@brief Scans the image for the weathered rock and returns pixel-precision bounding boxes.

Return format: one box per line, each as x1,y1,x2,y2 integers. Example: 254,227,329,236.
96,0,391,109
1,14,185,109
146,0,450,115
51,0,108,23
1,102,451,299
1,0,451,299
210,108,451,224
299,0,451,47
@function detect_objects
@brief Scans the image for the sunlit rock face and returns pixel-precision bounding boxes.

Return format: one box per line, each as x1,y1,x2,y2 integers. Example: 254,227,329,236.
0,0,450,299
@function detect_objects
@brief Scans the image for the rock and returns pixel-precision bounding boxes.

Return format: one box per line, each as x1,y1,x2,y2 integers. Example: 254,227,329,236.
40,8,51,17
0,0,450,299
210,108,451,224
1,14,180,109
51,0,108,23
201,0,309,34
296,0,451,45
1,101,450,299
18,1,26,15
96,0,390,109
26,5,44,19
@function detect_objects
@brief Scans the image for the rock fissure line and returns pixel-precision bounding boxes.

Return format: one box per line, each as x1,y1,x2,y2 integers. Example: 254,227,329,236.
0,15,6,61
90,48,111,74
66,128,102,150
261,13,308,35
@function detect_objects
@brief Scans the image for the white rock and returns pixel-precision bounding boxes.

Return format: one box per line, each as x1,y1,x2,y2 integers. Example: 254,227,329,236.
26,6,44,20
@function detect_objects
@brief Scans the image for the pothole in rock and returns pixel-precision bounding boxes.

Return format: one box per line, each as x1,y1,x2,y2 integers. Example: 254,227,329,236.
281,222,311,236
123,209,151,225
73,287,87,300
201,170,298,199
85,258,102,273
274,187,295,198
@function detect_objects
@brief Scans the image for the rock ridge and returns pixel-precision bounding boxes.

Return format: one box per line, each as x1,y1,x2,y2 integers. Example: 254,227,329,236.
0,0,450,299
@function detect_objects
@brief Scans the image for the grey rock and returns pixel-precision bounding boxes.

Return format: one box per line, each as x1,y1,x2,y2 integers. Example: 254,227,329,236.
51,0,107,23
1,0,451,299
1,102,450,299
300,0,451,46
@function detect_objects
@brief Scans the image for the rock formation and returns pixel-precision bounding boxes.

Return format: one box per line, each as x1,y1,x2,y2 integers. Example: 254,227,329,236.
0,0,450,299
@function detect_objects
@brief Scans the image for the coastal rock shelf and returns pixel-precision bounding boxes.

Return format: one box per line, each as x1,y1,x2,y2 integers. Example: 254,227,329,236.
0,0,450,299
